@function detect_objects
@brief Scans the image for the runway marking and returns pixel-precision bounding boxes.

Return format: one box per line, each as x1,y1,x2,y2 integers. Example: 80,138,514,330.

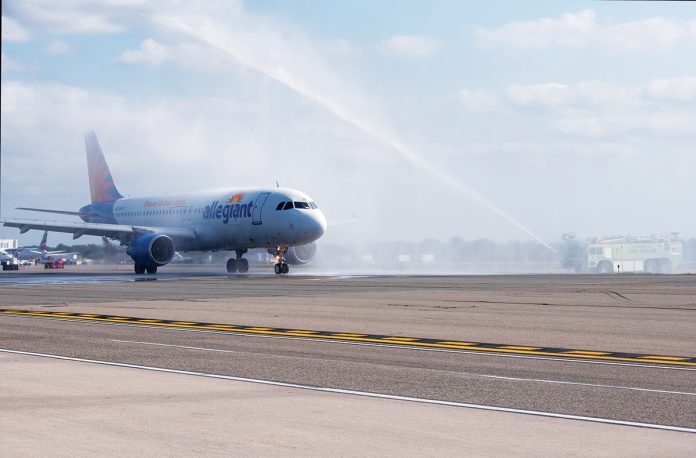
2,308,696,367
112,339,241,354
112,339,696,398
477,374,696,397
564,351,610,356
639,356,689,361
3,313,695,372
1,347,694,434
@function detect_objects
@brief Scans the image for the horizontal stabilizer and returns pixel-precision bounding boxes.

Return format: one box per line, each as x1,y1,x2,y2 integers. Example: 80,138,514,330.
16,207,90,217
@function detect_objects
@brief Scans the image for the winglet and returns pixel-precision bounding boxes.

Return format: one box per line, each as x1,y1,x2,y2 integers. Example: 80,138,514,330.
85,130,124,203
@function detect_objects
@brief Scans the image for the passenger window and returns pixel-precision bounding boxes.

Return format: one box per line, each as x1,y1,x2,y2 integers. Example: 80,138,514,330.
283,201,293,210
276,202,285,211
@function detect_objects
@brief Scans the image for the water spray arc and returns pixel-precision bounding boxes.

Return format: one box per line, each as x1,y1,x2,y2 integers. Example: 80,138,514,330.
154,15,556,253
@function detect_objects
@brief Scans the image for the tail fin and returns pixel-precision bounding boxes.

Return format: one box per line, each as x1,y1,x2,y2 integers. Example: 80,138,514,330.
85,130,123,204
39,231,48,252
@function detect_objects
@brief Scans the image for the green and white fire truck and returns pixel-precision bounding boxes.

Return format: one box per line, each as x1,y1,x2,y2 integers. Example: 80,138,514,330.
562,233,683,273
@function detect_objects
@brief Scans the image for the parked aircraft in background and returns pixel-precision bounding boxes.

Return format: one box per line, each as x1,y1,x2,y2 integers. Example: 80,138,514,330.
2,131,326,275
5,231,75,264
0,249,13,262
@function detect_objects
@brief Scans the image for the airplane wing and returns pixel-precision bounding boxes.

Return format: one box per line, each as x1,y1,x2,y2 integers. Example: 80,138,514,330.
2,219,196,244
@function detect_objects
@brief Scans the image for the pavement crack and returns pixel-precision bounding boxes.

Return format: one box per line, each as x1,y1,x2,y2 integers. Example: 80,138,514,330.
604,290,632,301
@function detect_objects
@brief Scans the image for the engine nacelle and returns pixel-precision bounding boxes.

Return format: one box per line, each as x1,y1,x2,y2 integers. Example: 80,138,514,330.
283,242,317,265
126,234,175,266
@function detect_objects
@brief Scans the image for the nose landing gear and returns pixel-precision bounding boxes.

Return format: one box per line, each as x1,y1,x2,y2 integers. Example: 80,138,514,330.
227,249,249,274
274,262,289,275
273,246,289,275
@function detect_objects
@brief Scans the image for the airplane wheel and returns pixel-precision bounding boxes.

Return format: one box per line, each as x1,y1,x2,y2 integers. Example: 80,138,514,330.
227,258,238,273
274,263,282,275
134,263,146,274
238,258,249,273
146,265,157,274
282,263,289,274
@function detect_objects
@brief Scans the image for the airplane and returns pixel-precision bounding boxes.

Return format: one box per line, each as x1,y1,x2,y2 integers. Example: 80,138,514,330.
6,231,72,263
0,249,13,262
2,131,327,275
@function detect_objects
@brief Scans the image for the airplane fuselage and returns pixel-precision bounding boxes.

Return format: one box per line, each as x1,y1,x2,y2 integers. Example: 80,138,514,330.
98,187,326,252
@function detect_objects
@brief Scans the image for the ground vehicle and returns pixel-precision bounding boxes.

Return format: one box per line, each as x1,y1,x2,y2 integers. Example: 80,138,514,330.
44,259,65,269
562,233,683,273
1,259,20,271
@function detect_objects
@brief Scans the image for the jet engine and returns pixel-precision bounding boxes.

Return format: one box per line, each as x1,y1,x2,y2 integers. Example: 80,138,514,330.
283,242,317,265
126,234,176,267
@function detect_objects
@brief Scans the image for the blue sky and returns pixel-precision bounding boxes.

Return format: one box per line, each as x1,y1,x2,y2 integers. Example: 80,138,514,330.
2,1,695,247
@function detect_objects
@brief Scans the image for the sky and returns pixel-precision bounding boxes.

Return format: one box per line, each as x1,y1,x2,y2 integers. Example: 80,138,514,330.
2,0,695,248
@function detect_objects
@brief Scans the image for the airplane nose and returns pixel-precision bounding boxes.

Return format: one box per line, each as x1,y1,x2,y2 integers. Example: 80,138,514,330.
304,211,327,241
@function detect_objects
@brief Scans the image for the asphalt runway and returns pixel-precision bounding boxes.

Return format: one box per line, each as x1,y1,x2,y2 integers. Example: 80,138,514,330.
1,268,695,453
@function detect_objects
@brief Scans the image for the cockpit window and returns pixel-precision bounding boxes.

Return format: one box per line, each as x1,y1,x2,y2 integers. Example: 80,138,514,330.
283,201,294,210
309,202,318,209
276,202,285,211
294,201,310,209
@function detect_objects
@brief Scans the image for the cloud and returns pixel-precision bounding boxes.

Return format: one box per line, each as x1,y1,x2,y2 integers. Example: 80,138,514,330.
475,9,696,52
504,79,696,108
8,0,132,34
461,78,696,137
378,34,443,59
43,40,73,55
646,76,696,101
117,38,168,65
552,112,696,137
2,16,31,41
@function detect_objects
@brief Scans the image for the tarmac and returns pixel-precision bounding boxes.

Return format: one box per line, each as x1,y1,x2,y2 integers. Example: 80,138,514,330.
1,266,695,455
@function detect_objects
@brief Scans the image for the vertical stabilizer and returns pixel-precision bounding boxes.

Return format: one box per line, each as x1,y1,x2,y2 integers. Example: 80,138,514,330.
39,231,48,252
85,130,123,204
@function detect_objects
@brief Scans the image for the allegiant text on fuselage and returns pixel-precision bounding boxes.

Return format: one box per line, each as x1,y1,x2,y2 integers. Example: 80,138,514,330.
203,200,254,224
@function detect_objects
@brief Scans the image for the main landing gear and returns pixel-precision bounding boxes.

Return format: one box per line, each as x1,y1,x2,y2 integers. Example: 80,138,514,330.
134,262,157,274
227,249,249,274
273,246,289,275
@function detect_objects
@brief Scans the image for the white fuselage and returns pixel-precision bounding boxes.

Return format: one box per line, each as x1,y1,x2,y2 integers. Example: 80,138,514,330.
111,187,326,252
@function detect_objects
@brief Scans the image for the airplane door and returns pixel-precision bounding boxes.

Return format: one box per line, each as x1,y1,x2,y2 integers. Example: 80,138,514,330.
252,192,270,225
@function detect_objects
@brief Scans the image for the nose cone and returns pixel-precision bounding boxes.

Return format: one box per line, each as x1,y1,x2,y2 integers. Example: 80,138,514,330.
303,210,327,242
